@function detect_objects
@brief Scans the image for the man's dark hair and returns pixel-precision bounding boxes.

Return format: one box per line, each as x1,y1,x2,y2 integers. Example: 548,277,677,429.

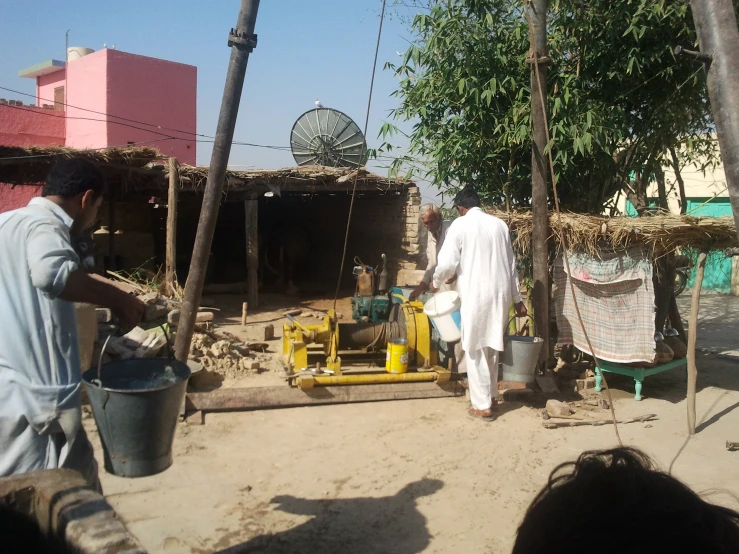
513,447,739,554
453,186,481,209
43,158,107,198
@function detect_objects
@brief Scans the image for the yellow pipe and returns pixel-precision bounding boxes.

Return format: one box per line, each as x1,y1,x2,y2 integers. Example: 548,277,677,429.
299,371,440,389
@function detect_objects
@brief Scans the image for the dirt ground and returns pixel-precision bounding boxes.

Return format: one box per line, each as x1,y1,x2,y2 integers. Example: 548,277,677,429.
84,293,739,554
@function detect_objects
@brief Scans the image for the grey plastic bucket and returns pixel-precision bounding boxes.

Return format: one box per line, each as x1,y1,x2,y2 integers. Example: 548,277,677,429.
82,358,190,478
501,336,544,384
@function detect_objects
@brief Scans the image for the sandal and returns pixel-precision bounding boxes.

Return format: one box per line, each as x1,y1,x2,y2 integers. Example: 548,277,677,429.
468,408,495,421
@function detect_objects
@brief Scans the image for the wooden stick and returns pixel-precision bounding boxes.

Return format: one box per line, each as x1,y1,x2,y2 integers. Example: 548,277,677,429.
687,252,706,435
241,302,248,326
165,157,179,296
542,414,656,429
245,199,259,308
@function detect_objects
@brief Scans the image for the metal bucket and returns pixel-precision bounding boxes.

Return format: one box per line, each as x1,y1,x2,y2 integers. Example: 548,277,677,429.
82,357,190,478
501,336,543,383
385,337,409,374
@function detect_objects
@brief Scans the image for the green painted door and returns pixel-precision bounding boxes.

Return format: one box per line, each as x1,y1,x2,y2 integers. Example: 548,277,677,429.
686,198,733,293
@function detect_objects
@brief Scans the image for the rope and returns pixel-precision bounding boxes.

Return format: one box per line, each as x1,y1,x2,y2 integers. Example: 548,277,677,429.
526,4,623,446
333,0,387,309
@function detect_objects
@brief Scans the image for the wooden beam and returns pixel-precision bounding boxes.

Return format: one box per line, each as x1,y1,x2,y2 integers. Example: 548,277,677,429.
245,198,259,307
186,381,465,412
687,252,706,435
165,158,179,296
108,189,117,271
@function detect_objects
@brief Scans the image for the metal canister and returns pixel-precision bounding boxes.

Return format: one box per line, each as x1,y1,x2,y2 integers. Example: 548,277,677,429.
385,337,409,374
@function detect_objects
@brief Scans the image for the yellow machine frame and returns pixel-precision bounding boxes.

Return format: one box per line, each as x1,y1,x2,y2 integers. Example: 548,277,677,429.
282,303,449,390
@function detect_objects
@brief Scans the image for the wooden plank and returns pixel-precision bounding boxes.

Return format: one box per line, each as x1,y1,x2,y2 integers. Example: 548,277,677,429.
186,381,465,412
165,157,179,296
687,252,706,435
245,199,258,307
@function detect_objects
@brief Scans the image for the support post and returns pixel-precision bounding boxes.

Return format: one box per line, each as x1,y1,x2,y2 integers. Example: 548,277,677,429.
529,0,550,369
689,1,739,240
174,0,261,362
245,198,259,307
108,189,117,272
687,252,706,435
165,158,179,296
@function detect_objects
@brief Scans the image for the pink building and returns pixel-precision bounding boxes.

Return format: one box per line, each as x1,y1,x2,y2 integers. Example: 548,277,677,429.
0,47,197,212
18,47,197,164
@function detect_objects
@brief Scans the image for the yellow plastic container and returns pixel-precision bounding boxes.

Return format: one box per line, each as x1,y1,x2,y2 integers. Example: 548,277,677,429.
385,338,409,374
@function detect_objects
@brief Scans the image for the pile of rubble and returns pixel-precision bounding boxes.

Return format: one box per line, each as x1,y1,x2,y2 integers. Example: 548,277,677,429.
93,291,264,379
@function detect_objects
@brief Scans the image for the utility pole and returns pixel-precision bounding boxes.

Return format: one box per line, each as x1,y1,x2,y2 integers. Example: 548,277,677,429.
174,0,261,361
528,0,550,369
689,0,739,241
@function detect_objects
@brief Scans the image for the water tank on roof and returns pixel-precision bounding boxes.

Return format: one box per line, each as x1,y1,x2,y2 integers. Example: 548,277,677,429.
67,47,95,61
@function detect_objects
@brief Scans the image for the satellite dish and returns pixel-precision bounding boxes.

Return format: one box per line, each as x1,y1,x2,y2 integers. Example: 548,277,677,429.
290,107,367,168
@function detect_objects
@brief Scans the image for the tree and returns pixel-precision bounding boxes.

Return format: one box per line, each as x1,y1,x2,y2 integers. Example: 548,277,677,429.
377,0,722,213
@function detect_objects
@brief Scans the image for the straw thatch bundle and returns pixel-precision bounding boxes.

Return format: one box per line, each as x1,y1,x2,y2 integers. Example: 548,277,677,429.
489,209,738,255
173,164,412,192
0,145,164,185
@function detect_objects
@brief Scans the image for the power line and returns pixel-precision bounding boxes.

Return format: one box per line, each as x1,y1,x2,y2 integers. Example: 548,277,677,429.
0,102,292,153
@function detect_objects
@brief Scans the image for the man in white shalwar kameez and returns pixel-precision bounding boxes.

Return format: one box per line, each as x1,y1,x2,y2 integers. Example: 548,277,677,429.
431,187,526,420
0,158,144,488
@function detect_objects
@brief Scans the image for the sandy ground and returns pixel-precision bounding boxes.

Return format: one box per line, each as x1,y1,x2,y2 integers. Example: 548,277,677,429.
83,293,739,554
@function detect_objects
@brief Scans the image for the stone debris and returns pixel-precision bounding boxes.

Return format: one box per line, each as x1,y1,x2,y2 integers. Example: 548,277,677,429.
546,399,573,418
95,307,112,323
190,332,260,378
167,309,214,326
263,324,275,341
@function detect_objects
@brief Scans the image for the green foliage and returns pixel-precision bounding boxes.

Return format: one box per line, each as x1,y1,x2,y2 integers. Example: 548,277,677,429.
378,0,721,213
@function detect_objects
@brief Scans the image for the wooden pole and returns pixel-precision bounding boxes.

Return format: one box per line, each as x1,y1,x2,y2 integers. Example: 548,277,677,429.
241,302,248,326
108,188,117,271
529,0,550,370
689,0,739,241
173,0,261,362
165,157,179,296
687,252,706,435
245,198,259,307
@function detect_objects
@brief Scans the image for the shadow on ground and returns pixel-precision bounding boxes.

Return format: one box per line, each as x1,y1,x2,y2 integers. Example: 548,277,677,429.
601,352,739,405
215,479,444,554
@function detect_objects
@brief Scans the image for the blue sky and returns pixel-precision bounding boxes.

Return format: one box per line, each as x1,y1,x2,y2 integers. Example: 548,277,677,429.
0,0,440,203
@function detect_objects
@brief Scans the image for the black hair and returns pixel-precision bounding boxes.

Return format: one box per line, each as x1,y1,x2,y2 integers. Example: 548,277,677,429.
453,186,481,209
0,505,71,554
512,447,739,554
43,157,107,199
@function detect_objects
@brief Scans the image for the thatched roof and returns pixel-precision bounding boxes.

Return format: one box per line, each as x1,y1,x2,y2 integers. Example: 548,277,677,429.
490,209,738,255
0,145,412,195
170,164,412,194
0,145,163,185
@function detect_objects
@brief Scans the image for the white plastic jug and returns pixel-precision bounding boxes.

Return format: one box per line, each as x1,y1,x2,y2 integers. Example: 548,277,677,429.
423,291,462,342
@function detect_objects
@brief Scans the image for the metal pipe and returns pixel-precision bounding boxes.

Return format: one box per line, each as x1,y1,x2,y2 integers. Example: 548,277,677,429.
174,0,260,361
689,0,739,242
298,371,440,389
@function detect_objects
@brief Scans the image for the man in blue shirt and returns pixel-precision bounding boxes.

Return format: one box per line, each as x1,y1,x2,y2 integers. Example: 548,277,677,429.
0,158,145,489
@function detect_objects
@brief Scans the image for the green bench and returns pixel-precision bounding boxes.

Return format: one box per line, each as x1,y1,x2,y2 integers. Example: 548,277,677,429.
594,358,687,401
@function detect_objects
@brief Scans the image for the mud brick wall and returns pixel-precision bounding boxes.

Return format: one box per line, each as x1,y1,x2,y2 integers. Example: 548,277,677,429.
0,469,145,553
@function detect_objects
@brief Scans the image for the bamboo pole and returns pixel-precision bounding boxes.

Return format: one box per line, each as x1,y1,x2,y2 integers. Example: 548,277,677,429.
165,157,179,296
687,252,707,435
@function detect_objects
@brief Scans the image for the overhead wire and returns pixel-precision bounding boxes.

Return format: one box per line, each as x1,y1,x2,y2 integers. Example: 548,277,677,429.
0,100,292,153
332,0,388,308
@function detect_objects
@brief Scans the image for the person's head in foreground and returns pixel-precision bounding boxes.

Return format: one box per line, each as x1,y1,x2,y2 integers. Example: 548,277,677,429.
453,186,481,215
512,447,739,554
43,157,107,235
